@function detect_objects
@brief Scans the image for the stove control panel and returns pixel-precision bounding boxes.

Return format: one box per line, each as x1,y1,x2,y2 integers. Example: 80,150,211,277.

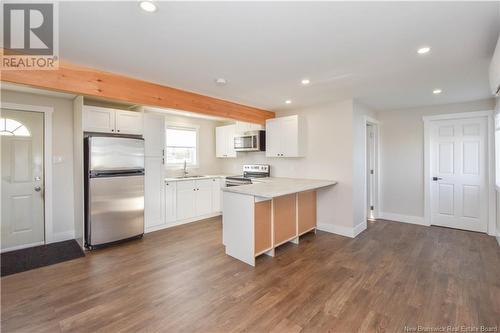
243,164,270,173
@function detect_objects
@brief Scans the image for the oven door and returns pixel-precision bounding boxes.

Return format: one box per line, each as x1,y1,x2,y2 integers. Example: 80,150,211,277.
234,135,258,151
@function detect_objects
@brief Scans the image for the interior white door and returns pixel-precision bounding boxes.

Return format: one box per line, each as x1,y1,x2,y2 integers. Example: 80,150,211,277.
1,109,45,251
430,117,488,232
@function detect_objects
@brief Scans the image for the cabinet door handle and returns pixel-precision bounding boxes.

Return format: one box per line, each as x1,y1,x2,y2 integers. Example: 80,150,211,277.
117,129,120,133
111,129,114,132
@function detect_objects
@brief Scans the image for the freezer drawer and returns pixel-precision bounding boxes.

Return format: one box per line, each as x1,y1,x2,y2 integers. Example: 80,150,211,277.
88,175,144,246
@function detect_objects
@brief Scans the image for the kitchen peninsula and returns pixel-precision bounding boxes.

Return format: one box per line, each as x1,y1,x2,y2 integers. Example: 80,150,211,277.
221,178,337,266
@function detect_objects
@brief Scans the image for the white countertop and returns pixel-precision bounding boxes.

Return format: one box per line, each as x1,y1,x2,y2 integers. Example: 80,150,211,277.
221,177,337,198
164,174,230,182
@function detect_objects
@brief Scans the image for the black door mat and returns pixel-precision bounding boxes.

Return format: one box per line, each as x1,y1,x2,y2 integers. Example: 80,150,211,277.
1,240,85,277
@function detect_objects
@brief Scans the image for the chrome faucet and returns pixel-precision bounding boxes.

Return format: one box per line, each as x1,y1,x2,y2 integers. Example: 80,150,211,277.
183,160,189,177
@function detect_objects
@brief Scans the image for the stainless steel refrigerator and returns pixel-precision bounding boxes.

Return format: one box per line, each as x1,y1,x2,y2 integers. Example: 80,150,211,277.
84,135,145,249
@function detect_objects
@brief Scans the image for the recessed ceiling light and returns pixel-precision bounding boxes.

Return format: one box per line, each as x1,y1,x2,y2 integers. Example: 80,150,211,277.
433,89,442,94
139,1,157,13
417,47,431,54
214,78,227,86
285,100,292,104
301,79,310,85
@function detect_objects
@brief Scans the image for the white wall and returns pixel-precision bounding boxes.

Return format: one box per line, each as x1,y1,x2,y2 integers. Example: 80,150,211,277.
1,89,76,240
222,99,375,236
163,114,225,177
378,98,495,220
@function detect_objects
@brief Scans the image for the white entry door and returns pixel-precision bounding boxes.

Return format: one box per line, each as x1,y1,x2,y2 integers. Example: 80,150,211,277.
1,109,45,251
430,117,488,232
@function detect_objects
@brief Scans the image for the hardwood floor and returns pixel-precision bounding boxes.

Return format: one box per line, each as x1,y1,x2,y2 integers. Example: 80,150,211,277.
2,218,499,332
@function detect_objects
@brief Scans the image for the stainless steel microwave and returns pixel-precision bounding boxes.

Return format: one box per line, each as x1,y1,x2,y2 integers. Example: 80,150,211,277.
234,130,266,152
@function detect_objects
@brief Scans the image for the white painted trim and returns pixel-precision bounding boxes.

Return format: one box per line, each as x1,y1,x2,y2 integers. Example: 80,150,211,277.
379,212,428,226
0,102,55,245
52,230,76,242
0,241,45,253
353,221,367,237
423,110,495,236
423,110,493,121
496,233,500,247
317,221,366,238
363,116,381,222
145,212,221,233
487,114,496,236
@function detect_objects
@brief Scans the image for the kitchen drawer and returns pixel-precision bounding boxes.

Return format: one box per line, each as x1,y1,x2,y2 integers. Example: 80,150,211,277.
176,180,196,191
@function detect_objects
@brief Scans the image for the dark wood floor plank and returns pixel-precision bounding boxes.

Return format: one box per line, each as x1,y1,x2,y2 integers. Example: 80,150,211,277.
1,218,499,332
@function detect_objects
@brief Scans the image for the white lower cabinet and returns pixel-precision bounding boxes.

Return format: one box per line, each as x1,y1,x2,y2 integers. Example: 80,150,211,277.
162,177,223,230
165,181,177,223
176,180,197,220
212,178,222,212
195,179,213,216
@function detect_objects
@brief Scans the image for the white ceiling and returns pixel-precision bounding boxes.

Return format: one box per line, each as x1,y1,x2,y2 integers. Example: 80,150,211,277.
59,1,499,112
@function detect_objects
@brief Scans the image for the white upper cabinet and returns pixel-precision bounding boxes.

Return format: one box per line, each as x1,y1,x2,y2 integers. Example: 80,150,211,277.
216,124,237,158
235,121,263,134
143,113,165,157
265,115,304,157
83,106,143,135
115,110,143,135
83,106,115,133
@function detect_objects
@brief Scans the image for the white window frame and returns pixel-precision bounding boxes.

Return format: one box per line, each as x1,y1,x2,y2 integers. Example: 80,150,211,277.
165,123,200,169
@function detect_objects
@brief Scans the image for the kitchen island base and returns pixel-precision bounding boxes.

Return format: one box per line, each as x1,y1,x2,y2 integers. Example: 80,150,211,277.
222,189,318,266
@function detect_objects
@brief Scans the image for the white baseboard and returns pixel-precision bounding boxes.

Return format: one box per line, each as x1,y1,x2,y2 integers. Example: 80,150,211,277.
497,233,500,247
378,212,428,226
145,212,221,234
317,220,367,238
51,230,76,243
353,221,367,237
1,241,45,253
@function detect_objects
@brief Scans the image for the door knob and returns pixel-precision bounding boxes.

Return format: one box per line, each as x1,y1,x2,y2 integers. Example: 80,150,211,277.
432,177,443,181
34,186,42,192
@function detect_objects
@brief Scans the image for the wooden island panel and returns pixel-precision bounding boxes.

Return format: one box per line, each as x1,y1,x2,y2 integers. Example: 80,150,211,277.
273,194,297,245
298,190,317,235
254,200,272,255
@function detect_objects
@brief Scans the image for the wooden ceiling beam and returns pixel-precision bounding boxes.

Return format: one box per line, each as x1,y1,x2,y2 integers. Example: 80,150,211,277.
0,60,274,124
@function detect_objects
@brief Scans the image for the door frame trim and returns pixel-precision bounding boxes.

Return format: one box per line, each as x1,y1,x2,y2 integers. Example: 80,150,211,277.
1,102,55,246
363,116,381,223
423,110,496,236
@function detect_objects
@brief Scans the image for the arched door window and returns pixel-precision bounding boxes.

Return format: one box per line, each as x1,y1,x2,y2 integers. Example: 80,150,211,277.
0,118,31,136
